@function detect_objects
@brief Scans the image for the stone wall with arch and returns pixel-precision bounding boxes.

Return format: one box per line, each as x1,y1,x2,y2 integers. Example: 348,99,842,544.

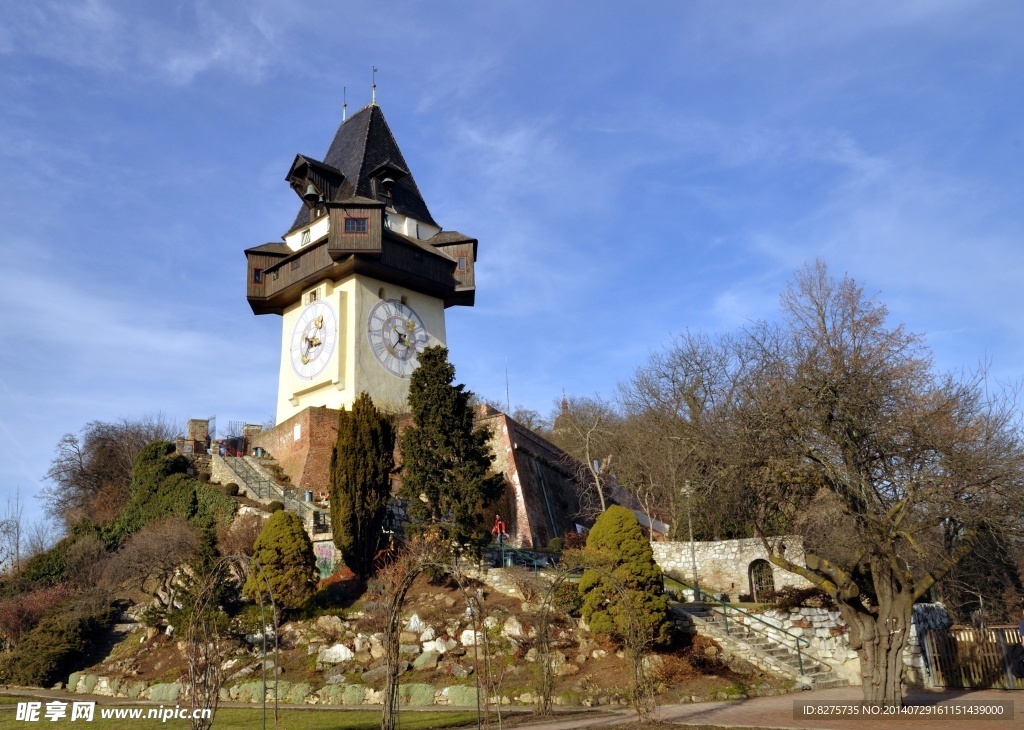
652,537,812,600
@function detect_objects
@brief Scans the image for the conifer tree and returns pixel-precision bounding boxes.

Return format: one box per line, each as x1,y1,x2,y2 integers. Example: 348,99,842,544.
329,392,395,579
399,346,505,546
244,510,315,610
579,505,668,645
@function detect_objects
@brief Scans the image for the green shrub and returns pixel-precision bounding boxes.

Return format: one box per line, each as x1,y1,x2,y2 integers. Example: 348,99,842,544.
763,585,836,611
267,501,284,513
112,442,195,539
223,483,240,497
579,506,668,646
195,483,236,525
551,580,582,616
110,443,234,541
5,537,73,593
244,511,315,610
140,605,167,628
233,603,274,636
8,600,115,687
546,537,564,553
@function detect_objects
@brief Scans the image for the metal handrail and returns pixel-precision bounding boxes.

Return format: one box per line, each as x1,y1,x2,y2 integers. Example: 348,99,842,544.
666,576,811,675
223,456,275,498
223,456,322,531
488,542,552,572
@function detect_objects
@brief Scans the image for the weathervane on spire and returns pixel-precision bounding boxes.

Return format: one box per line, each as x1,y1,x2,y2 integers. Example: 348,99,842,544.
342,86,347,121
371,66,378,106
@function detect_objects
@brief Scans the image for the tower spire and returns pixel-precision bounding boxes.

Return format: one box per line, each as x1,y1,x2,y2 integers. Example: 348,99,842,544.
371,66,378,106
342,87,347,122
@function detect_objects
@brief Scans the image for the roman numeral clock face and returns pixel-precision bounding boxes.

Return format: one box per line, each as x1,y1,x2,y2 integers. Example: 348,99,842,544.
366,299,429,378
289,300,338,380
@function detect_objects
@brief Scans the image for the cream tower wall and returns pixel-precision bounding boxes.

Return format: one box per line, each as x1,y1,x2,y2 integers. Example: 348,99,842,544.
275,274,447,423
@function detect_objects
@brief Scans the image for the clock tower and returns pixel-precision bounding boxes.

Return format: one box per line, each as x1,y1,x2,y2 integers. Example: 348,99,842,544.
245,104,478,423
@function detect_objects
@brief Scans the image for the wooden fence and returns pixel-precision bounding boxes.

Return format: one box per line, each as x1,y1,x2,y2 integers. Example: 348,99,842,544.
923,627,1024,690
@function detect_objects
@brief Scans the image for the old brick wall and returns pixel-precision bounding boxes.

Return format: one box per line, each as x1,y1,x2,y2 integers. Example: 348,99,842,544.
251,404,591,551
249,406,341,494
478,407,587,549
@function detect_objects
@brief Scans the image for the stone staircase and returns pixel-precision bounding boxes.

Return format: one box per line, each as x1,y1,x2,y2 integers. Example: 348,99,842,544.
214,455,330,537
85,618,140,669
673,602,848,689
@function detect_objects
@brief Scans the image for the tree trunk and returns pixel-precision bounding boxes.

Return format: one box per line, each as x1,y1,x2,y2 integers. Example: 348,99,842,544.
841,592,914,707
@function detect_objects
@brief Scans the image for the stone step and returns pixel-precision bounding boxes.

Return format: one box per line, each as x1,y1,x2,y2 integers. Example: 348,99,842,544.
677,605,849,689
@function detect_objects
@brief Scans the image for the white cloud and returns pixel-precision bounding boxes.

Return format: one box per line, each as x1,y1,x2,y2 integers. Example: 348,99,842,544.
0,0,303,85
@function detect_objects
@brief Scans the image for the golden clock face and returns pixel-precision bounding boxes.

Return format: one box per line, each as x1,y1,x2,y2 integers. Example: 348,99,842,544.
290,300,338,380
366,299,428,378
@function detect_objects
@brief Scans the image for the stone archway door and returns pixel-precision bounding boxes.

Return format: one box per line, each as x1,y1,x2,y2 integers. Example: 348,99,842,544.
749,560,774,602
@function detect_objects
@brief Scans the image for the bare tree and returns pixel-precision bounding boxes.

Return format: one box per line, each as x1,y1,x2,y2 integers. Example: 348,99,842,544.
42,414,179,527
103,517,199,609
0,583,73,650
547,395,619,518
64,532,111,588
0,488,24,573
706,262,1024,706
23,518,59,561
217,514,266,558
616,331,750,539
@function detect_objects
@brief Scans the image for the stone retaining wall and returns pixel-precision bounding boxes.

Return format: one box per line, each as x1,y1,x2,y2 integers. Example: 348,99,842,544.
728,603,950,687
653,538,811,598
209,455,238,491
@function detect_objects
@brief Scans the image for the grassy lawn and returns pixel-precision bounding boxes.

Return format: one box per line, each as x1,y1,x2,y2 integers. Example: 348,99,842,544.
0,704,480,730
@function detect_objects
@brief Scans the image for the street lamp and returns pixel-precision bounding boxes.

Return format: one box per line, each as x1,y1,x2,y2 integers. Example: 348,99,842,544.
681,480,701,602
669,435,701,602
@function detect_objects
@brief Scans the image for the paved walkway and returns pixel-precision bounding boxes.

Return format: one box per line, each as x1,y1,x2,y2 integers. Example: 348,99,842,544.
511,687,1021,730
3,686,1020,730
637,687,1017,730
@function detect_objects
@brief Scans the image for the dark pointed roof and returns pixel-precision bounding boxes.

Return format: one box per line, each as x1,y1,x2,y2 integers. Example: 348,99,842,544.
290,104,437,231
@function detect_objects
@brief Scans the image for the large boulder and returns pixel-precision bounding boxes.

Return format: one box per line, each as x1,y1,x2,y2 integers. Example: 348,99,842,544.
399,683,435,706
406,614,425,632
444,685,479,707
423,637,457,654
413,651,440,670
502,616,523,639
318,643,354,665
343,684,367,705
148,683,181,703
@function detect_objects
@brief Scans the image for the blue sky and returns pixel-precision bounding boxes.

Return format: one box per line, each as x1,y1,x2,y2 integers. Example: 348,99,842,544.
2,1,1023,530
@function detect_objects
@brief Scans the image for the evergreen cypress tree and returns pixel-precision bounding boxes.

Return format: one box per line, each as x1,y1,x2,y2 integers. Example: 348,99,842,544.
399,346,505,546
329,392,395,579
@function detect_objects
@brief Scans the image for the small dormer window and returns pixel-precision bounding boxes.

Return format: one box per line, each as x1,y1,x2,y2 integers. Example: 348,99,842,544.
383,214,392,230
253,268,264,283
458,256,468,273
300,229,311,246
344,217,368,233
307,290,318,304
